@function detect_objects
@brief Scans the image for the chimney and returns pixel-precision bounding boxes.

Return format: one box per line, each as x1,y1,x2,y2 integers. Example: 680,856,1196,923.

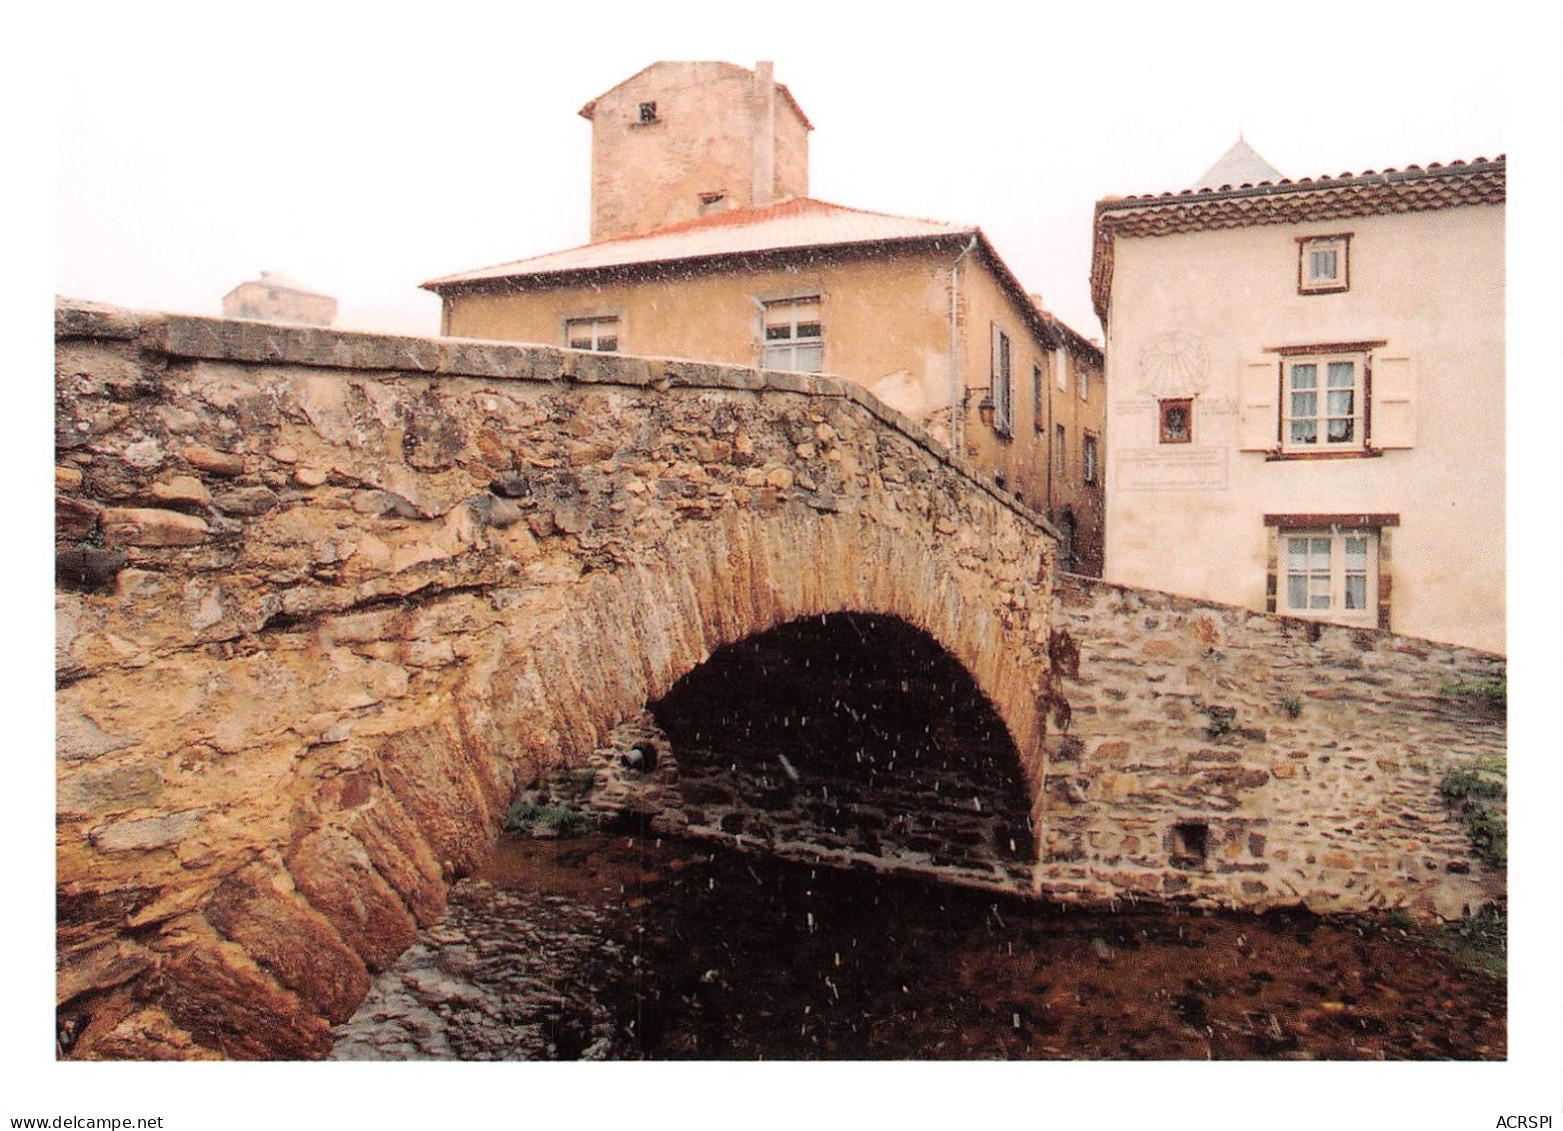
752,61,776,208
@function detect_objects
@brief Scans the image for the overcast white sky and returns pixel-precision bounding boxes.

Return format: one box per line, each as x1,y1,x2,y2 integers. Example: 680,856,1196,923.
55,5,1517,339
22,2,1563,1127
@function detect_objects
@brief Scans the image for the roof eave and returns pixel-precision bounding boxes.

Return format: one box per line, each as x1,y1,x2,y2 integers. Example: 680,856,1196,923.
423,230,978,294
426,228,1103,364
1089,156,1506,325
1097,155,1507,215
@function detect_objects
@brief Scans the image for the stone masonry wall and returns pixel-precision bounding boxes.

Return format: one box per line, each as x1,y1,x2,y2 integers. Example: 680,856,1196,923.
54,299,1505,1061
1041,576,1506,920
55,300,1056,1060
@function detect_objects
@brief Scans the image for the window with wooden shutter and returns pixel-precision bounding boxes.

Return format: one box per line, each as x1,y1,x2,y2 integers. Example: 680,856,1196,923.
989,324,1012,435
1032,362,1044,432
1238,359,1280,451
1371,355,1416,449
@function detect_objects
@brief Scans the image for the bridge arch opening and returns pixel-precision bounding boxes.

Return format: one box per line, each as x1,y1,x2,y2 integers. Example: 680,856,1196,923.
647,612,1037,891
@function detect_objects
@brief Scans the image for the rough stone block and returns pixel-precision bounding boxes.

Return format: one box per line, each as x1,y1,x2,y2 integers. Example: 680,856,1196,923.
153,943,334,1060
89,808,209,853
182,444,247,477
150,475,211,507
204,865,371,1024
286,828,419,972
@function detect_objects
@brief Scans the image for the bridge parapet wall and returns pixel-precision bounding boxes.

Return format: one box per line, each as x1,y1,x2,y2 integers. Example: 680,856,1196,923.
1043,575,1506,919
53,299,1505,1061
54,299,1055,1058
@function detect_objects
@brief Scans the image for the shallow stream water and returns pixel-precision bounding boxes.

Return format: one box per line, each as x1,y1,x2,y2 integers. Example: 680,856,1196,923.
330,828,1504,1061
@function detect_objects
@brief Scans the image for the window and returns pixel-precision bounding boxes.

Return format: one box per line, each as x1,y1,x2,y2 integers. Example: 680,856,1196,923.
762,296,823,373
565,315,619,352
637,101,659,124
1055,424,1066,477
1266,514,1396,628
1079,362,1090,401
1280,528,1378,625
1083,434,1099,485
1032,363,1044,432
1284,353,1361,450
1159,398,1192,444
1055,350,1067,392
989,325,1012,435
1240,341,1408,455
1298,234,1350,294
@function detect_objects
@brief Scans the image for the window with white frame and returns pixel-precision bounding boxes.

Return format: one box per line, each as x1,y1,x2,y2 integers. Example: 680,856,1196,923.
762,296,823,373
1055,423,1066,477
1298,234,1350,294
1083,434,1099,485
1281,528,1377,625
1283,353,1363,450
1078,357,1089,401
989,324,1012,435
565,315,619,352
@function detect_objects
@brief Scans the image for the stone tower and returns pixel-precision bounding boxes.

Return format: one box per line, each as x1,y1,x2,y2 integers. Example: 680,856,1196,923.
579,61,812,242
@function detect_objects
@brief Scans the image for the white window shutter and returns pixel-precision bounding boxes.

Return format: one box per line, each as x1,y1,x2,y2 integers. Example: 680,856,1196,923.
1372,355,1416,449
1238,358,1279,451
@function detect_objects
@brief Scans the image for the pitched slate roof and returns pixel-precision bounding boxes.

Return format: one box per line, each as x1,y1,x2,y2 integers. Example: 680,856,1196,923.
1090,156,1505,322
1190,137,1284,192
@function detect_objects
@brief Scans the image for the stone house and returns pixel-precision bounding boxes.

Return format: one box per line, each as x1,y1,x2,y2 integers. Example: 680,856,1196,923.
222,271,337,327
424,61,1105,575
1091,146,1505,652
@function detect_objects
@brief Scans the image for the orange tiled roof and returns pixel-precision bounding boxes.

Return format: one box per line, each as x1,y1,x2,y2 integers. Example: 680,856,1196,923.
1090,156,1505,322
423,198,973,288
425,198,1102,363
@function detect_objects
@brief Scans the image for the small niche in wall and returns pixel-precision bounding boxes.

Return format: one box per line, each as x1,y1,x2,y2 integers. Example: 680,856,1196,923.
1159,398,1193,444
1170,821,1209,870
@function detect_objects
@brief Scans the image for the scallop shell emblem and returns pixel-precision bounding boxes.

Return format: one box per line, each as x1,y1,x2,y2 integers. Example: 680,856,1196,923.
1137,332,1209,397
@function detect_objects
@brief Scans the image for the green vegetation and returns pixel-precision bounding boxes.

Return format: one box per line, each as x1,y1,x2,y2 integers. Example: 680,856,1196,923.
1435,905,1507,981
503,798,594,838
1280,696,1303,719
1439,761,1507,869
1439,678,1506,711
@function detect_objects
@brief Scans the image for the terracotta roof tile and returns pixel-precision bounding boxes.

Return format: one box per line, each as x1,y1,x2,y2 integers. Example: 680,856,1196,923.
424,198,973,288
1090,156,1505,321
424,198,1103,365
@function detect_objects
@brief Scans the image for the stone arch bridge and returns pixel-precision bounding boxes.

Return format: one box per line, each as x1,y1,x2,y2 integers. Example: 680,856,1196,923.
54,300,1504,1059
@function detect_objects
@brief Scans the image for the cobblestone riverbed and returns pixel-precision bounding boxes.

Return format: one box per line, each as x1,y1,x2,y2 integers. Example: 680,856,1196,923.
330,827,1504,1060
